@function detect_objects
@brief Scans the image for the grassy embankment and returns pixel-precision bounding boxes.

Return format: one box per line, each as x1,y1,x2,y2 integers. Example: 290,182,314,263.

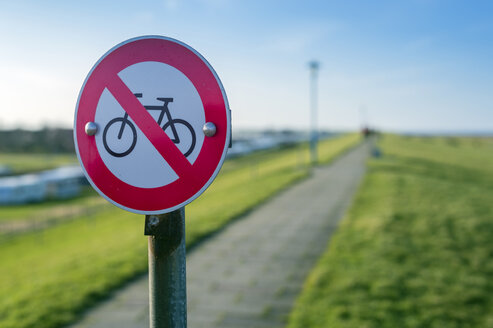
0,189,107,225
0,133,360,328
288,135,493,328
0,153,77,175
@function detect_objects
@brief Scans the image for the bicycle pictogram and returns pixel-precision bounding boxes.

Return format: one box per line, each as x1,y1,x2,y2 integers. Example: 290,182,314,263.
102,93,196,158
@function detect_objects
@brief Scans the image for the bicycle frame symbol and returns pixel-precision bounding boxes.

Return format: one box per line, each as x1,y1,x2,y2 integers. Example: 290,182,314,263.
102,93,196,158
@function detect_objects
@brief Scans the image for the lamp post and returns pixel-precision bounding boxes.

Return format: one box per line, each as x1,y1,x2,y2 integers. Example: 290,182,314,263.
308,60,320,164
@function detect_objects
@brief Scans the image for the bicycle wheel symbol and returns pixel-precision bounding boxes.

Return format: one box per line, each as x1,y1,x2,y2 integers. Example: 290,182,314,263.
102,95,196,158
102,114,137,158
163,119,196,157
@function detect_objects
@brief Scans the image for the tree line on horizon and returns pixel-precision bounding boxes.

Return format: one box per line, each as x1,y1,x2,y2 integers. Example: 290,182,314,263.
0,128,74,153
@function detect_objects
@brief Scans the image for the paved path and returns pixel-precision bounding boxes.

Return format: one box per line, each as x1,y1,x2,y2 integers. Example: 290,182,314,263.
69,143,368,328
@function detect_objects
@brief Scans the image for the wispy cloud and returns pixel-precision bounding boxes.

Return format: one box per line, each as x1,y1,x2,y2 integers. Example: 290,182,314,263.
163,0,181,10
197,0,235,8
0,65,76,128
132,11,155,24
265,20,343,54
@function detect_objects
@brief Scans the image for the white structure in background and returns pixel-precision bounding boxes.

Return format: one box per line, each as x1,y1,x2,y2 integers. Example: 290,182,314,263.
0,174,46,205
227,130,315,158
0,165,85,205
40,166,86,199
0,165,11,176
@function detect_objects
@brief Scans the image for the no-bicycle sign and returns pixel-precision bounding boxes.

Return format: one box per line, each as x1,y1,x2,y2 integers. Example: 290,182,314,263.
74,36,231,214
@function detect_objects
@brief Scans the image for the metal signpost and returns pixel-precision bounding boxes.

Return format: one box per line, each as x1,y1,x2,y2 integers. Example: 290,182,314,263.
308,60,319,164
74,36,231,328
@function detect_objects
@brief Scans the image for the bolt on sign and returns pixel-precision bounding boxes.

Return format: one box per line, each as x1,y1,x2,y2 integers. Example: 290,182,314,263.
74,36,231,214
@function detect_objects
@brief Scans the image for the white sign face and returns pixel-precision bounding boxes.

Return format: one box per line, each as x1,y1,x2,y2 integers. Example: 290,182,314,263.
94,62,205,188
74,36,231,214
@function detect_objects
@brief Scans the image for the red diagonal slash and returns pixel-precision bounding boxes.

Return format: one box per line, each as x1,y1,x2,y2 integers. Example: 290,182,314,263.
105,75,194,178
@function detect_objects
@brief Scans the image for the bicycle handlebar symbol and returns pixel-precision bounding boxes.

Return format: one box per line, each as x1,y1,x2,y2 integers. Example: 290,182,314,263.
102,94,196,158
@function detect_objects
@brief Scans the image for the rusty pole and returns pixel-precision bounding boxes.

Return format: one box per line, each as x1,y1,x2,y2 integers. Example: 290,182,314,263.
145,208,187,328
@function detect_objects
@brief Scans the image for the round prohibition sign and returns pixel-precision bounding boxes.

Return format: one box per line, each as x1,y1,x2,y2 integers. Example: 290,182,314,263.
74,36,230,214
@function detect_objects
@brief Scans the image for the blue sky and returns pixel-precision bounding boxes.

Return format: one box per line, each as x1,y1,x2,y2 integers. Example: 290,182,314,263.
0,0,492,132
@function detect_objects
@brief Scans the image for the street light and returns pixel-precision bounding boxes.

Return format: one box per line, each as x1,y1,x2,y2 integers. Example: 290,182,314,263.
308,60,320,164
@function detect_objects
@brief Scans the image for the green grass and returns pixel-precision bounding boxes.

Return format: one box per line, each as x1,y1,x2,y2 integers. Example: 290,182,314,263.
288,134,493,328
317,133,361,164
0,153,77,174
0,188,108,223
0,133,360,328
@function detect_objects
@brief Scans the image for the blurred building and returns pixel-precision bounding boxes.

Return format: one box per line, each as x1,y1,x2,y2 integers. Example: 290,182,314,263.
227,129,336,158
0,174,46,205
0,165,85,205
0,165,11,176
40,166,86,199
